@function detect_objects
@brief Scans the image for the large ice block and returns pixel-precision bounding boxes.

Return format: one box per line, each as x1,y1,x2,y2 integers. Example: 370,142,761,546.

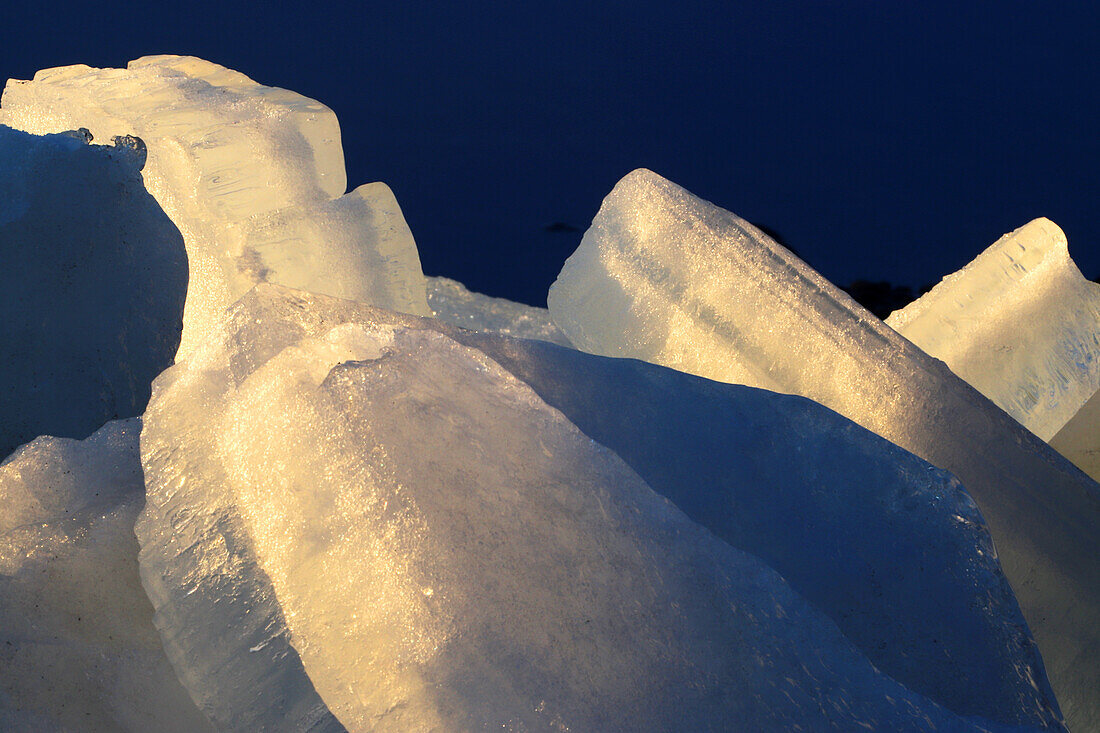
0,56,430,358
426,276,573,346
137,284,1061,731
0,420,212,731
548,168,1100,731
0,125,186,459
886,219,1100,440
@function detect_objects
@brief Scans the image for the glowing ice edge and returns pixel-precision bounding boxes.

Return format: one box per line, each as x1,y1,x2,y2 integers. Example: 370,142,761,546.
0,55,430,360
887,218,1100,441
549,168,1100,731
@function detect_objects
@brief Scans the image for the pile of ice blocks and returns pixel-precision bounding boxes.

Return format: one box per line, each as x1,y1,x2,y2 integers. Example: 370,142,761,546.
1,57,1097,732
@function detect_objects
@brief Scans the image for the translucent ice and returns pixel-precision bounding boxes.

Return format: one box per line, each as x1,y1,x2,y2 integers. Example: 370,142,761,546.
0,56,430,358
450,332,1063,729
427,276,573,345
548,168,1100,730
0,420,212,732
138,284,1059,731
886,219,1100,440
0,125,186,459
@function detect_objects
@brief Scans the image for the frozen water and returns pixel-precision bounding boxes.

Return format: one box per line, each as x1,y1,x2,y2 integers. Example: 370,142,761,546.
886,218,1100,440
138,284,1060,731
427,276,572,345
0,420,212,731
0,56,430,359
548,168,1100,730
0,124,186,459
451,332,1063,729
1051,388,1100,483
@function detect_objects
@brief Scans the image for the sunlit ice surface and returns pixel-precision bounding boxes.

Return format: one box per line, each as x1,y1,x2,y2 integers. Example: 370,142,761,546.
0,420,213,732
0,52,1094,732
888,218,1100,441
549,168,1100,730
427,275,573,347
136,283,1054,732
0,56,430,360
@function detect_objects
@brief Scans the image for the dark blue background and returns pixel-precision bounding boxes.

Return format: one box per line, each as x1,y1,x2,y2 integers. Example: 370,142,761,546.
3,1,1097,306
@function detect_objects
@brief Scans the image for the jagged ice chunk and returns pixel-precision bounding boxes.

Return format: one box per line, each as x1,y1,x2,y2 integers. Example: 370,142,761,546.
137,284,1058,731
0,420,212,732
426,276,572,346
547,168,1100,730
886,218,1100,440
0,56,430,359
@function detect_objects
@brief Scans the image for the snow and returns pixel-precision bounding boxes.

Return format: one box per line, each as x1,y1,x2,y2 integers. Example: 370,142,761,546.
427,276,572,346
0,124,186,460
0,55,430,360
137,283,1060,731
886,218,1100,440
548,168,1100,730
0,420,213,732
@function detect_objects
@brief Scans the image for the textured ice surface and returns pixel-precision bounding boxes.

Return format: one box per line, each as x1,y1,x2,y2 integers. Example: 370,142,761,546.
138,284,1058,731
1051,388,1100,483
0,125,186,459
886,219,1100,440
548,168,1100,730
0,420,212,732
427,276,572,345
449,333,1063,730
0,55,429,358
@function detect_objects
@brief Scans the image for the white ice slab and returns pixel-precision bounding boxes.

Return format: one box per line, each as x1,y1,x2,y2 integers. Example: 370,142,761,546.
1,56,430,359
887,219,1100,440
548,168,1100,730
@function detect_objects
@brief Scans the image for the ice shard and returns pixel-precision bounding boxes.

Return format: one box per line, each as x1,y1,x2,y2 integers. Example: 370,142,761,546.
548,168,1100,731
0,420,212,732
137,284,1061,731
0,56,430,359
427,276,572,345
0,125,186,459
886,219,1100,440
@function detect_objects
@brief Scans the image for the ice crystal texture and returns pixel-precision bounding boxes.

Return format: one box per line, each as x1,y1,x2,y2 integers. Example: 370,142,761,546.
548,168,1100,730
427,276,572,345
0,125,186,459
0,55,429,359
887,218,1100,440
0,420,212,732
136,284,1060,732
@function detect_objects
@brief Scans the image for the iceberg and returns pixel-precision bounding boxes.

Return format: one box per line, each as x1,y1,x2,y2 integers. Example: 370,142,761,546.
0,124,186,459
0,56,430,359
137,284,1060,731
427,275,572,346
548,168,1100,730
0,420,212,731
886,218,1100,440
